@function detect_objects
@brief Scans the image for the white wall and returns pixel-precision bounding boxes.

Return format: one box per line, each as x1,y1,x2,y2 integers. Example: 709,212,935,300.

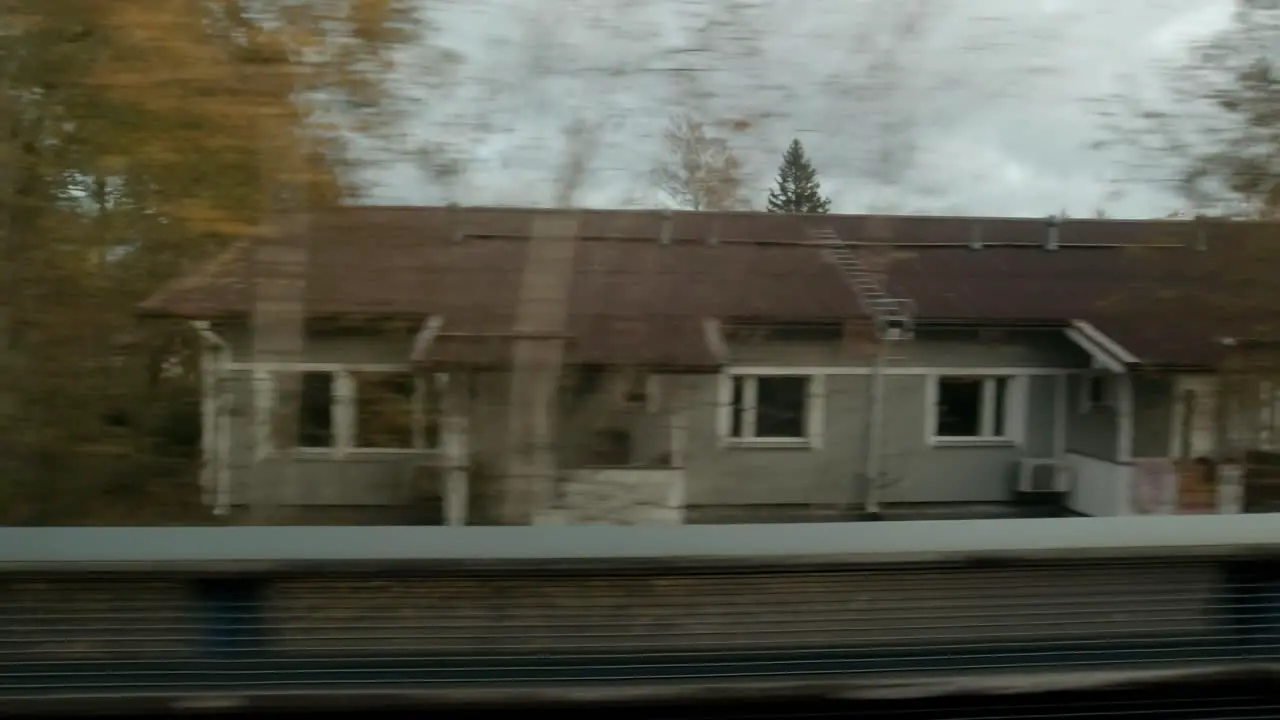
1064,453,1131,516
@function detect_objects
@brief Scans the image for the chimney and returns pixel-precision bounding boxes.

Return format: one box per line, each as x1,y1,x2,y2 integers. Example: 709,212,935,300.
1193,214,1208,251
1045,215,1060,251
968,223,983,250
659,210,674,245
447,202,464,242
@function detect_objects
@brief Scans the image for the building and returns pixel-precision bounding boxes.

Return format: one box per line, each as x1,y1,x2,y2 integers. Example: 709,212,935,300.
138,206,1280,524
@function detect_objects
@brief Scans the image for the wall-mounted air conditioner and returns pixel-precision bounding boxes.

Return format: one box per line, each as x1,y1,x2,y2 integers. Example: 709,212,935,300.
1017,458,1073,493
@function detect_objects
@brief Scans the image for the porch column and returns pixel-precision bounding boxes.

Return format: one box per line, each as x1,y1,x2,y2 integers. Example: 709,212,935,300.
1116,373,1135,464
442,375,470,526
668,376,688,467
199,344,218,504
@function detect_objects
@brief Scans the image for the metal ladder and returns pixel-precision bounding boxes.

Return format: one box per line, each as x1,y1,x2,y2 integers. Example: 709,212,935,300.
809,226,915,341
809,225,915,513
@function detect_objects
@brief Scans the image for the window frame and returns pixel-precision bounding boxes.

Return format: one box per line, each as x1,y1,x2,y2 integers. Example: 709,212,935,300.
927,373,1025,446
253,366,446,457
718,371,825,449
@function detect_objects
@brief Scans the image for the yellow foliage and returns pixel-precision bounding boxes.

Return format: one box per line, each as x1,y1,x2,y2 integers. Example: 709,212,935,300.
0,0,429,523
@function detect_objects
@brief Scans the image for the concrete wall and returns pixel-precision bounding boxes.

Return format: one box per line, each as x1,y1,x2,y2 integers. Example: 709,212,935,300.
208,323,683,523
1064,375,1192,517
533,468,685,525
1066,375,1175,463
1133,375,1176,458
207,324,444,521
265,563,1218,653
204,323,1129,521
211,366,442,523
2,579,196,659
1066,375,1118,461
3,563,1219,660
685,328,1085,516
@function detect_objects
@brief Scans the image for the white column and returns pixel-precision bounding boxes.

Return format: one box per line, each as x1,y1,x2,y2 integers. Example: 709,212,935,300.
332,371,355,458
1116,374,1135,463
443,375,470,526
214,381,234,516
411,374,428,450
1053,374,1068,458
199,348,217,502
667,376,688,467
1217,462,1245,514
251,370,276,462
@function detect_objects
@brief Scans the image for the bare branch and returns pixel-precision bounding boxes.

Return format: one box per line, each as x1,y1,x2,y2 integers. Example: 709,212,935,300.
553,117,602,208
652,112,749,211
1096,2,1280,217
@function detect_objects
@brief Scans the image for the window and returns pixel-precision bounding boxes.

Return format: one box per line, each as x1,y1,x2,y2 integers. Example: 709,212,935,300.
624,374,649,405
266,369,444,453
725,374,819,443
297,372,333,448
1079,374,1112,413
355,372,424,449
932,375,1014,441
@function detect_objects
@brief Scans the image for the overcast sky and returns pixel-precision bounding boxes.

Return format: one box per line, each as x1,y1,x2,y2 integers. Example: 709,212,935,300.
369,0,1239,218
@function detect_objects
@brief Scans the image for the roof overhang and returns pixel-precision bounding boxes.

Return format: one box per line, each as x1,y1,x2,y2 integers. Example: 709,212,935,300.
1064,320,1141,374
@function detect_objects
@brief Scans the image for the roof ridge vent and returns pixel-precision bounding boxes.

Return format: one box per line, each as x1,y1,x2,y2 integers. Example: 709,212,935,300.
659,210,674,245
447,202,464,243
1045,215,1060,251
1193,214,1208,251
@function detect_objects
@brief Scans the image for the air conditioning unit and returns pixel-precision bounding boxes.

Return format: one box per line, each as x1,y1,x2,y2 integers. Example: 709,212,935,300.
1016,458,1073,493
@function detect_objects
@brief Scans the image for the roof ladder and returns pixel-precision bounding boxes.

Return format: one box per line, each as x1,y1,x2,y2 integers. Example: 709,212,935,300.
809,226,916,341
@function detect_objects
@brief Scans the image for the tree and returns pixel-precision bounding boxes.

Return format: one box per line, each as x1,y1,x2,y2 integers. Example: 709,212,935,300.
0,0,430,524
766,139,832,214
1099,1,1279,217
652,113,749,211
1092,0,1280,316
1091,1,1280,463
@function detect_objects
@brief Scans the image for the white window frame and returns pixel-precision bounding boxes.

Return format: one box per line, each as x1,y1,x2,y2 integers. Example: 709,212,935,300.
926,373,1026,447
717,370,825,449
250,365,445,457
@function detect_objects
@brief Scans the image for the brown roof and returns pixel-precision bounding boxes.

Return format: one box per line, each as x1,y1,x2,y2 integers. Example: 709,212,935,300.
139,206,1280,370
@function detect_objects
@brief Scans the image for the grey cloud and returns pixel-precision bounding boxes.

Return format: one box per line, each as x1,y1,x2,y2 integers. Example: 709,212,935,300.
371,0,1237,218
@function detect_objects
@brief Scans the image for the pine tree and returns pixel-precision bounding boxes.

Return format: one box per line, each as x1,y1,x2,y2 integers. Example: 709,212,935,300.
766,139,832,213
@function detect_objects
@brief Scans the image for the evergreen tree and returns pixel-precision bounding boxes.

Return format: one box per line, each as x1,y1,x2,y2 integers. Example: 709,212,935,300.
766,139,832,213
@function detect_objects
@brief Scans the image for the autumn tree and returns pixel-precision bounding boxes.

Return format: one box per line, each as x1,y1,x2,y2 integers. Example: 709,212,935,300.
1099,1,1278,217
766,139,832,214
1094,0,1280,318
0,0,429,524
1093,0,1280,462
